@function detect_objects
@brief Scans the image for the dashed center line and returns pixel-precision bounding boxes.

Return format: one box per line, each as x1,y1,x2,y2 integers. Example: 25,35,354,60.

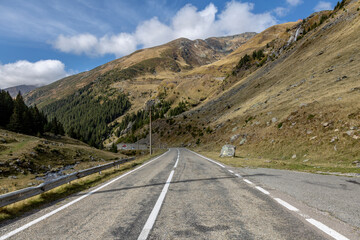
235,174,242,178
255,186,270,195
306,218,349,240
228,170,234,174
243,179,253,185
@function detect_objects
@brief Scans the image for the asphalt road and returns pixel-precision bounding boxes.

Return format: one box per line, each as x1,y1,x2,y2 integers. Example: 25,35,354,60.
232,167,360,230
0,148,356,239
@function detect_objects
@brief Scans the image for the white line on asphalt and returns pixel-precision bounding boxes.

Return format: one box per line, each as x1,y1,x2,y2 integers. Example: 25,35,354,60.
243,179,253,185
174,149,180,168
0,150,171,240
187,150,225,168
255,186,270,195
306,218,349,240
228,170,234,174
274,198,299,212
185,149,351,240
138,170,175,240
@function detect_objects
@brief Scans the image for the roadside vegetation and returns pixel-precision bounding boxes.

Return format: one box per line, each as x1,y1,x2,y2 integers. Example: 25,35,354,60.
0,149,165,223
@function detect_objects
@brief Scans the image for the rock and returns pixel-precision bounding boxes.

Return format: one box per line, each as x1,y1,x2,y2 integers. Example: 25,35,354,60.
220,145,236,157
292,154,297,159
330,136,338,143
323,122,330,127
303,159,309,162
239,138,247,145
310,136,317,140
232,127,238,132
230,135,240,143
299,103,308,107
346,130,355,136
350,126,358,130
353,135,359,140
0,138,6,143
8,175,17,179
272,118,277,123
307,130,313,134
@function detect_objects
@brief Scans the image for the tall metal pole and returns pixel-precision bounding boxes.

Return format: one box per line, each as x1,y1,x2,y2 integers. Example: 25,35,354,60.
149,106,152,155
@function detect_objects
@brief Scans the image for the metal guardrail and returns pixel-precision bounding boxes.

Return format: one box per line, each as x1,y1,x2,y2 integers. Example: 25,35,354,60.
0,157,135,208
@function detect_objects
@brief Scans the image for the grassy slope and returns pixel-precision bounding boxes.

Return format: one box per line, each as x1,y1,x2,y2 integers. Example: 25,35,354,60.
0,149,165,223
158,1,360,174
0,129,127,195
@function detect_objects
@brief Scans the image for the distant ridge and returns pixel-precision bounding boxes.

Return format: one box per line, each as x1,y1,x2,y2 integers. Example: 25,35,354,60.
4,85,37,98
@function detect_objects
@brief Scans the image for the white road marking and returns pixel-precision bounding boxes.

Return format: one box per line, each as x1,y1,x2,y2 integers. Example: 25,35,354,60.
174,149,180,168
255,186,270,195
274,198,299,212
138,170,175,240
187,150,225,168
0,150,171,240
185,149,351,240
243,179,253,184
306,218,349,240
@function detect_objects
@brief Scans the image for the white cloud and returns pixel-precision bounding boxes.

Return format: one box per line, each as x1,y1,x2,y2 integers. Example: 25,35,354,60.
52,1,278,57
98,33,137,57
274,7,289,17
0,60,69,89
286,0,303,6
216,1,277,35
314,1,332,11
135,17,173,48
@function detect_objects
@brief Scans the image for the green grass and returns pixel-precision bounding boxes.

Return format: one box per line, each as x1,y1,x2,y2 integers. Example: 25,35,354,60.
0,150,166,222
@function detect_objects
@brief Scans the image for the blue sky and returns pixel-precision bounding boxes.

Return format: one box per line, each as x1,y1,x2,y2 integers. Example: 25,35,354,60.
0,0,337,88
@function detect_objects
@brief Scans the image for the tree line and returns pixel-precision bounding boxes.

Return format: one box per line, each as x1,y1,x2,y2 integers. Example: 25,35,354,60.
41,84,131,148
0,90,64,136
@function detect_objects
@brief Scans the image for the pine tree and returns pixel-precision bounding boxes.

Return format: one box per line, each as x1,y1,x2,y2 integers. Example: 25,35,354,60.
7,93,28,133
0,90,14,127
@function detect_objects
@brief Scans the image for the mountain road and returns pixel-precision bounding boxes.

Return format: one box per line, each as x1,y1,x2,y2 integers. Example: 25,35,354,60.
0,148,357,239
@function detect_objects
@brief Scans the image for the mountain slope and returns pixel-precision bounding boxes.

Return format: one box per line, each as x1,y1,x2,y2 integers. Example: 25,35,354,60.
155,0,360,172
4,85,37,98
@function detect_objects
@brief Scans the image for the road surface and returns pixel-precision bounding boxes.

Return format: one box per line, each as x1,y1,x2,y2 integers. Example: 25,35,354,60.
0,148,357,239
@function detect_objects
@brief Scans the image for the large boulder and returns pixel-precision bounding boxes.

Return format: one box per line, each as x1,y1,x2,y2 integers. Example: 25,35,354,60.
220,145,236,157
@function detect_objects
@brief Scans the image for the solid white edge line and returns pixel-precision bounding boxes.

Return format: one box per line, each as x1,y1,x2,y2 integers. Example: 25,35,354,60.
0,150,171,240
255,186,270,195
137,170,175,240
274,198,299,212
243,179,253,185
187,150,225,168
306,218,349,240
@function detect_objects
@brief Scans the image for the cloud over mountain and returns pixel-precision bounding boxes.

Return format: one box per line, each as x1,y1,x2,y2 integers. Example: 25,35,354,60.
52,1,277,57
0,60,69,89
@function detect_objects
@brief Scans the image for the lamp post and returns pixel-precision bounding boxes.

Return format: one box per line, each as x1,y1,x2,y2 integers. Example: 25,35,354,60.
145,100,155,155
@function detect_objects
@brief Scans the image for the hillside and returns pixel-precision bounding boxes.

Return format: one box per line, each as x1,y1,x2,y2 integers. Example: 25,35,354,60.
3,85,37,98
0,129,125,195
23,0,360,174
153,0,360,173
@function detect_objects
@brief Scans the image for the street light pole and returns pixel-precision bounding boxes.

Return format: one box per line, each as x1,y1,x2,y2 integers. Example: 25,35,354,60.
149,106,152,155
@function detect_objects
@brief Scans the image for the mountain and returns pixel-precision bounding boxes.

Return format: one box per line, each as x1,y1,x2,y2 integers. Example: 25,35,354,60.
25,0,360,169
4,85,37,98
